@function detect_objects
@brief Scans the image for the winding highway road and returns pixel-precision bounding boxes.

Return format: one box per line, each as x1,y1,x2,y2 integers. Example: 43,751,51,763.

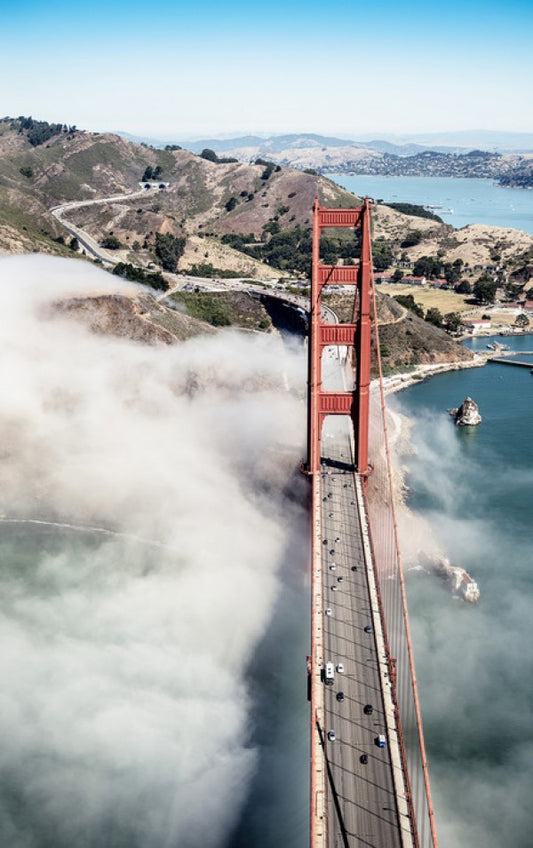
50,187,155,265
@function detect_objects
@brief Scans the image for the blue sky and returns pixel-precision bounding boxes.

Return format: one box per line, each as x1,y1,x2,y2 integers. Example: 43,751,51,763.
2,0,532,139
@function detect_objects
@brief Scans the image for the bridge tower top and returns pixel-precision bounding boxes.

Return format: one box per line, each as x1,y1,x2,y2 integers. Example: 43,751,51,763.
307,197,373,477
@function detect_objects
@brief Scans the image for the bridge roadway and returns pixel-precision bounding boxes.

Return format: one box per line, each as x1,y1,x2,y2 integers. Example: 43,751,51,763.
316,349,413,848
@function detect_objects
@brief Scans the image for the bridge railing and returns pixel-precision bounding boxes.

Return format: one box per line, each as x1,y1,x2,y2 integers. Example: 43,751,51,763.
365,295,439,848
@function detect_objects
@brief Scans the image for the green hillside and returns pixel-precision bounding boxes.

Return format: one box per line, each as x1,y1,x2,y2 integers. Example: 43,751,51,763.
0,116,360,270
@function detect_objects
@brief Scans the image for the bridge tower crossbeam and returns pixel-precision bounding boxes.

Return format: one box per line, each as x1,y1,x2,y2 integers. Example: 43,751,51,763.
306,198,372,478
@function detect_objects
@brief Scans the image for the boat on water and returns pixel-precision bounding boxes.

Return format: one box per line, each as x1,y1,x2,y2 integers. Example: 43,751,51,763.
487,342,510,351
434,557,480,602
411,555,480,603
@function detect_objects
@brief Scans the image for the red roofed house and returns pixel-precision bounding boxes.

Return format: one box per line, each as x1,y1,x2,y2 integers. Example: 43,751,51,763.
401,275,426,286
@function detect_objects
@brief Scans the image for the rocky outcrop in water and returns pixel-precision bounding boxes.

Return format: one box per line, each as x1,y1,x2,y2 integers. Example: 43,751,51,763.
449,396,482,426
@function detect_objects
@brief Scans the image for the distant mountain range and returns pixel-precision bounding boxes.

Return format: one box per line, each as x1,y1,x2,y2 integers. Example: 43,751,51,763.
117,131,469,157
114,131,533,186
365,130,533,152
117,130,533,156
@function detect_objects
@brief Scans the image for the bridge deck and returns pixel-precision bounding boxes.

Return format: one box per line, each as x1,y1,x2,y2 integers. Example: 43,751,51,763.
316,424,414,848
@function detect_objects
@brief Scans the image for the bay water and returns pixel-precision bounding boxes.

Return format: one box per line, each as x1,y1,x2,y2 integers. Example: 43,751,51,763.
390,336,533,847
328,174,533,234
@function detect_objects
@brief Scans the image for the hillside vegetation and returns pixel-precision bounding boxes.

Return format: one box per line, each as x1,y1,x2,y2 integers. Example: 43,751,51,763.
0,117,357,274
1,117,532,294
1,114,533,371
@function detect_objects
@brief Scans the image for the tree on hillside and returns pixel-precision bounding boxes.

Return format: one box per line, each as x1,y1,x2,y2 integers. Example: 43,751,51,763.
455,279,471,294
385,202,443,223
442,261,462,285
17,116,70,146
112,262,168,291
444,312,463,333
394,294,424,318
515,313,530,328
400,230,422,248
372,242,393,271
142,166,154,182
154,232,186,272
473,274,497,304
200,148,218,163
413,255,442,278
425,307,443,326
101,235,122,249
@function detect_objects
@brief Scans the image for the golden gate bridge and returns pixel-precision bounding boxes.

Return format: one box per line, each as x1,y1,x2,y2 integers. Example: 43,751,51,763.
305,199,438,848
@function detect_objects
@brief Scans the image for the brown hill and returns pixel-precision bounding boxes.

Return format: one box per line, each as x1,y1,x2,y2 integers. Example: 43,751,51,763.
0,118,358,271
50,292,216,344
1,117,531,291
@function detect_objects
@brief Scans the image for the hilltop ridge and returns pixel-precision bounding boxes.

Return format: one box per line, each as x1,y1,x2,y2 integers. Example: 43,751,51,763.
157,131,533,187
0,116,356,270
1,116,532,296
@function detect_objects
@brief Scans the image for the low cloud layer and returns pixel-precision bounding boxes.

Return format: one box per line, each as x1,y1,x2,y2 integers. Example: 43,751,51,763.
0,256,307,848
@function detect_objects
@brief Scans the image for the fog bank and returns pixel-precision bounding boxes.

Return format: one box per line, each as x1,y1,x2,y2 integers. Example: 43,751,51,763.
0,256,307,848
392,399,533,848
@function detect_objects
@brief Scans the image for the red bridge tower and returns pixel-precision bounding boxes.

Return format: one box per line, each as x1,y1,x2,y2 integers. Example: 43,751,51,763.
307,198,373,476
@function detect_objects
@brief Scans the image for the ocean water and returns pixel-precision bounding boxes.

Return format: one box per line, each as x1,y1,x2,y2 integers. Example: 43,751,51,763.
328,174,533,234
391,335,533,848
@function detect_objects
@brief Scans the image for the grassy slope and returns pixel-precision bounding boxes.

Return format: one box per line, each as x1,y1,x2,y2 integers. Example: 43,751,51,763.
0,122,359,265
1,119,531,291
169,291,272,331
